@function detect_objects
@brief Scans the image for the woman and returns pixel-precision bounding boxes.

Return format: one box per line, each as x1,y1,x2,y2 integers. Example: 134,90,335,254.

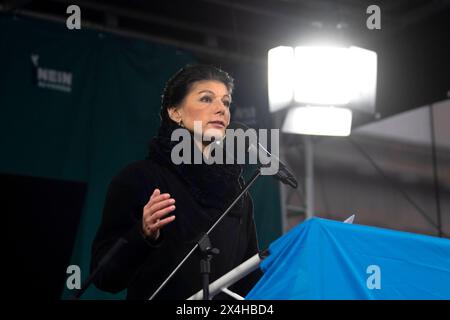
91,64,262,300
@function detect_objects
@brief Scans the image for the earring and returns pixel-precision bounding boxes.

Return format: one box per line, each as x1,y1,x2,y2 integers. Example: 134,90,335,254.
178,120,184,127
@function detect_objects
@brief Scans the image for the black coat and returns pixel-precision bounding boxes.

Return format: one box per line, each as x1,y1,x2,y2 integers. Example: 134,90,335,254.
91,125,262,300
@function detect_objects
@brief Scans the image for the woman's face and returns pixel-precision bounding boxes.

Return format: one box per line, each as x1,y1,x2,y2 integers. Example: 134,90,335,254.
168,80,231,141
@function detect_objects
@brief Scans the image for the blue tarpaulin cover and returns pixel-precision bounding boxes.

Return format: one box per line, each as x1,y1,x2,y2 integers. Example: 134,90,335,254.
246,218,450,299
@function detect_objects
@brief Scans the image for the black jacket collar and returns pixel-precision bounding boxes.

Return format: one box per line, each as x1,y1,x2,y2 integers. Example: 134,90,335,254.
148,121,245,217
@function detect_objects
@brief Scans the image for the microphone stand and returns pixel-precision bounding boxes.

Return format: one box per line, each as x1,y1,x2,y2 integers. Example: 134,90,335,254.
149,168,262,300
72,238,128,300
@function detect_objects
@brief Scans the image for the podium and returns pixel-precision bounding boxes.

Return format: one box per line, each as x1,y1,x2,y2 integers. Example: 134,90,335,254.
190,217,450,300
246,217,450,300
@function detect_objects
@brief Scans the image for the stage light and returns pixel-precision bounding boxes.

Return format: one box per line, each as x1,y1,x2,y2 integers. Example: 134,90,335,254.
293,46,353,105
282,106,352,136
347,46,377,113
268,46,295,113
268,44,375,219
268,45,377,112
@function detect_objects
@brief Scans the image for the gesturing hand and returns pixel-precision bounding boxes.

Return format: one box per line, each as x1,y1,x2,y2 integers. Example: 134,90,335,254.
142,188,176,240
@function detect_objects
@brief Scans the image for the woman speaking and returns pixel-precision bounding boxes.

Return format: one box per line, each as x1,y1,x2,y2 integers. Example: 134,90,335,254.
90,64,261,299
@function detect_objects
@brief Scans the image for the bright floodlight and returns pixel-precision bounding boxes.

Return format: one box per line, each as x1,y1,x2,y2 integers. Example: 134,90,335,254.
268,46,295,112
268,45,377,112
348,46,377,113
282,106,352,136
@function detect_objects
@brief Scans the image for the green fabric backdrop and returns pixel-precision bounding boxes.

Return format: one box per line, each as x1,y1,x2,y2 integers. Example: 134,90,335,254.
0,13,281,299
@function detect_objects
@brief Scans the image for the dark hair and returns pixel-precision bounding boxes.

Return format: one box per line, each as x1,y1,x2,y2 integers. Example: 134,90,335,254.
160,64,234,126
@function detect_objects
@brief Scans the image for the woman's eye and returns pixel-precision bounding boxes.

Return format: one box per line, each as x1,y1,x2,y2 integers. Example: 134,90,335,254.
223,100,231,107
200,96,212,103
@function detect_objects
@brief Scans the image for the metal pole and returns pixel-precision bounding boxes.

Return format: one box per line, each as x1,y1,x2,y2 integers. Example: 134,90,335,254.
429,105,443,237
279,179,288,233
188,253,264,300
149,169,262,300
304,135,314,220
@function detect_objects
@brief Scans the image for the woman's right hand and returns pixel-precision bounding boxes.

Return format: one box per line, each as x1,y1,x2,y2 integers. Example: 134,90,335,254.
142,188,176,240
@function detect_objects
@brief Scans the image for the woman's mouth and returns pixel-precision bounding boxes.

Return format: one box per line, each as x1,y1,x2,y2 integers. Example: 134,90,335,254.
208,120,225,128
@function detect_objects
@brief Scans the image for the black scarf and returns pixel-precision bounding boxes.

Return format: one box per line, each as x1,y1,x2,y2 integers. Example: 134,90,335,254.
147,121,245,218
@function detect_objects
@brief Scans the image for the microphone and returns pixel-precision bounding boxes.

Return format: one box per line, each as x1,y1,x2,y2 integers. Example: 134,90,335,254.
227,122,298,189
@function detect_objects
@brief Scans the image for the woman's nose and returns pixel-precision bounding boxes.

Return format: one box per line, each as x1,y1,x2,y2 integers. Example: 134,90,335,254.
213,100,227,114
